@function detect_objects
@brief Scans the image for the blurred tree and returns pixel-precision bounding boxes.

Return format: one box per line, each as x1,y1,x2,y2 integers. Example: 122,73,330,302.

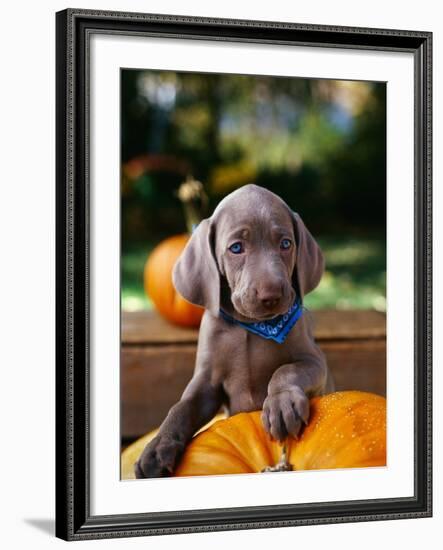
120,69,386,311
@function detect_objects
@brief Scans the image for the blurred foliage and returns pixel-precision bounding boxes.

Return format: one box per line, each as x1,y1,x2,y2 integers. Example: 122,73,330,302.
121,69,386,311
305,236,386,311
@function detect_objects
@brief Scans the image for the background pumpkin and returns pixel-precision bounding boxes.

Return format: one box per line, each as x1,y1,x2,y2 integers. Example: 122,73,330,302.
143,177,207,327
121,391,386,479
144,233,204,327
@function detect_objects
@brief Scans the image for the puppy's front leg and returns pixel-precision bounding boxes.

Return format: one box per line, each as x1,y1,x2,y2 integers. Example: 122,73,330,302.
135,372,222,478
262,356,328,441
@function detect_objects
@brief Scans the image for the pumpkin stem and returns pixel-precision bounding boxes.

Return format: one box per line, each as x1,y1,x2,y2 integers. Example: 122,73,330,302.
261,441,293,473
177,175,208,234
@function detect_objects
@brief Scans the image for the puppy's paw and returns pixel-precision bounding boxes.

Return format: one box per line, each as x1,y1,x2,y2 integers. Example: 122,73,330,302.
134,435,185,479
261,386,309,442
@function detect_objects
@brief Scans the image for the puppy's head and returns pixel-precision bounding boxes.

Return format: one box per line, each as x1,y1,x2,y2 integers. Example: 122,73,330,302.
173,184,324,321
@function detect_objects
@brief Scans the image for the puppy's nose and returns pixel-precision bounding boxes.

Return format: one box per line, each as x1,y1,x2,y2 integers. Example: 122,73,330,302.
258,288,282,310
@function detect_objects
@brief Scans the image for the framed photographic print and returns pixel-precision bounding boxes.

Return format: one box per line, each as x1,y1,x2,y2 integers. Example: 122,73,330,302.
55,9,432,541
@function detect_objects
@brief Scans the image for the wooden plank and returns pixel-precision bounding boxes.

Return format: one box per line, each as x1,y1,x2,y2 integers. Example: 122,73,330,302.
324,340,386,398
121,345,196,439
121,339,386,439
122,310,199,344
308,309,386,340
122,309,386,345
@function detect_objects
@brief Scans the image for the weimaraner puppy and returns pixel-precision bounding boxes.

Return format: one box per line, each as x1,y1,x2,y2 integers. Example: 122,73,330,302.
135,184,334,478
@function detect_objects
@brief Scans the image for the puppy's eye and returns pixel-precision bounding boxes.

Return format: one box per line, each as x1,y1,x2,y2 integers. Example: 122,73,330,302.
280,238,292,250
228,242,244,254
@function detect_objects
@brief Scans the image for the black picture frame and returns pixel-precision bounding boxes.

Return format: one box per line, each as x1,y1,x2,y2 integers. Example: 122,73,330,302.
55,8,432,541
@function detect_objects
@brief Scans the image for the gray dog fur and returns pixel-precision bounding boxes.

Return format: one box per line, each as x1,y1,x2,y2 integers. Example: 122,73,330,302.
135,184,334,478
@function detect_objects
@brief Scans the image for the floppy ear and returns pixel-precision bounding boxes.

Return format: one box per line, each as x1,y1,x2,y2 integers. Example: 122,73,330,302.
292,212,325,299
172,218,220,316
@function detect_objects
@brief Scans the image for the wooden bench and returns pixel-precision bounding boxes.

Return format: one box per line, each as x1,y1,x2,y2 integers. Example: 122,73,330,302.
121,310,386,441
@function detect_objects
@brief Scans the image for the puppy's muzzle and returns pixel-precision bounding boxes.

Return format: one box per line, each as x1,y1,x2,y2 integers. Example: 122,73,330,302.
256,285,283,311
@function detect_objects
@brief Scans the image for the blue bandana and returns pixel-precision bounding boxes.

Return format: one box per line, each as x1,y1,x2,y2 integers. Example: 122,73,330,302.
219,298,304,344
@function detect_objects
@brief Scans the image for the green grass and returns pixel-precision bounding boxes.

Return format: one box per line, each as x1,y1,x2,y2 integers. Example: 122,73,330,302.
121,245,152,312
121,235,386,312
304,236,386,311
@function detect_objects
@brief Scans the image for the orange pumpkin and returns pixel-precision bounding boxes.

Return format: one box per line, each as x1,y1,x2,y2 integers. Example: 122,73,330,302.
144,233,204,327
121,414,225,480
174,391,386,476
